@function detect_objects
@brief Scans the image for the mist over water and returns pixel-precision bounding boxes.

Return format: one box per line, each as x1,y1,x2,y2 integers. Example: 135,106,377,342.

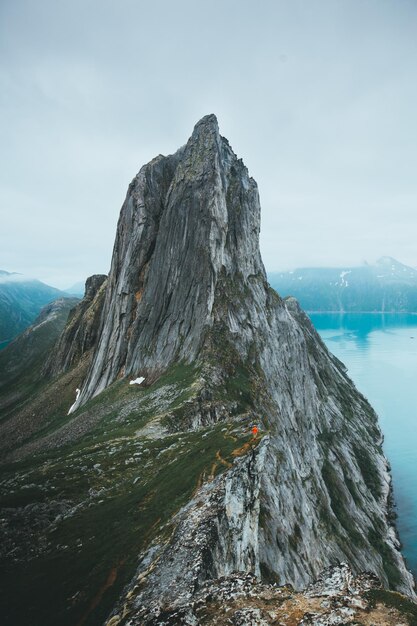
310,313,417,578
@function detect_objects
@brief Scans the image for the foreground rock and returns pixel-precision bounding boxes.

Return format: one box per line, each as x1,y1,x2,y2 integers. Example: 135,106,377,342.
106,564,417,625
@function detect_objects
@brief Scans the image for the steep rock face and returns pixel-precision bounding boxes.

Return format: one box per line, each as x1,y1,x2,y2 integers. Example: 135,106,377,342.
73,115,262,410
116,443,268,622
255,298,404,589
51,115,413,614
45,274,107,377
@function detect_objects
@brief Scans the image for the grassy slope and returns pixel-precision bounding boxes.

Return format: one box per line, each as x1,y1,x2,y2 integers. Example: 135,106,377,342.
0,298,79,419
0,363,260,626
366,589,417,625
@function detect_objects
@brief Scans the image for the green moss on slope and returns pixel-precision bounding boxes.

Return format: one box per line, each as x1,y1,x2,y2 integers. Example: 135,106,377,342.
366,589,417,625
0,360,260,626
0,427,257,626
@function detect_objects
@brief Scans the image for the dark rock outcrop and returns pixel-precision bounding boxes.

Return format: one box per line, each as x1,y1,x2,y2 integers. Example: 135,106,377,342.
45,274,107,377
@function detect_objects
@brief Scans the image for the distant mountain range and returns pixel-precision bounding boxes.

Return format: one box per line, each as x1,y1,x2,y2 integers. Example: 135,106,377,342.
0,270,75,348
268,257,417,312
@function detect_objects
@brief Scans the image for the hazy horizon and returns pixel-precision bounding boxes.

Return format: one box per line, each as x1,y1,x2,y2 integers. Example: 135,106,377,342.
1,1,417,288
2,254,416,292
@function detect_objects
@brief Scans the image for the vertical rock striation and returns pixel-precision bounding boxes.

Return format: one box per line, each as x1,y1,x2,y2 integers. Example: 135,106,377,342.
72,114,263,410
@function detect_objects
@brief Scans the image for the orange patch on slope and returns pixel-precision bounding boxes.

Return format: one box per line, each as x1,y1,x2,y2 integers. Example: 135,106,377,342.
216,450,232,468
231,439,255,458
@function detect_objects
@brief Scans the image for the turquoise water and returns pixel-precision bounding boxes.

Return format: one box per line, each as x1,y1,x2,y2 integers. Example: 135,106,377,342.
310,313,417,579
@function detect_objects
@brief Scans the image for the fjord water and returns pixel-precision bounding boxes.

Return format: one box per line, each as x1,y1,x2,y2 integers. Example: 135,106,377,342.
310,313,417,579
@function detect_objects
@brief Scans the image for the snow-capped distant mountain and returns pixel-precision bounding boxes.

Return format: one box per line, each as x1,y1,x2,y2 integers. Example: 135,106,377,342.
268,257,417,312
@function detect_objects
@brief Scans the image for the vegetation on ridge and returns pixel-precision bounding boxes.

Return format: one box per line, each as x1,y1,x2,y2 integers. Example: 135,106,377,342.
0,359,263,626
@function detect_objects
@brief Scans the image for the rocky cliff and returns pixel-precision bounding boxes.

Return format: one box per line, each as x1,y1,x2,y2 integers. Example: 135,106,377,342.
71,114,264,410
45,274,107,377
76,116,414,597
0,115,415,626
109,563,417,625
67,115,412,593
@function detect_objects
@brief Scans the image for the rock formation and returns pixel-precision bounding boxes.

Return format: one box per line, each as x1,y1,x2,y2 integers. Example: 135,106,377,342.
71,114,264,409
1,115,415,626
69,115,413,600
45,274,107,377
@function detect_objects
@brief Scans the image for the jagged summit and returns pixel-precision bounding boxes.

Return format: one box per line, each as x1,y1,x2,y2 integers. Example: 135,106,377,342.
192,112,219,132
71,113,264,411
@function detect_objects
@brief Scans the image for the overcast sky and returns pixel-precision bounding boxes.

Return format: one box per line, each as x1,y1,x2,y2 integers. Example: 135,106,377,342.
1,0,417,288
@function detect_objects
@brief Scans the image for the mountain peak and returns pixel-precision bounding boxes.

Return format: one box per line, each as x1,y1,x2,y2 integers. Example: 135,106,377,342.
71,115,263,408
192,112,219,133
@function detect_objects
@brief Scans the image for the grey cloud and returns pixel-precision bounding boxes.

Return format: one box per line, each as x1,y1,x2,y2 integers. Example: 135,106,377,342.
1,0,417,287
